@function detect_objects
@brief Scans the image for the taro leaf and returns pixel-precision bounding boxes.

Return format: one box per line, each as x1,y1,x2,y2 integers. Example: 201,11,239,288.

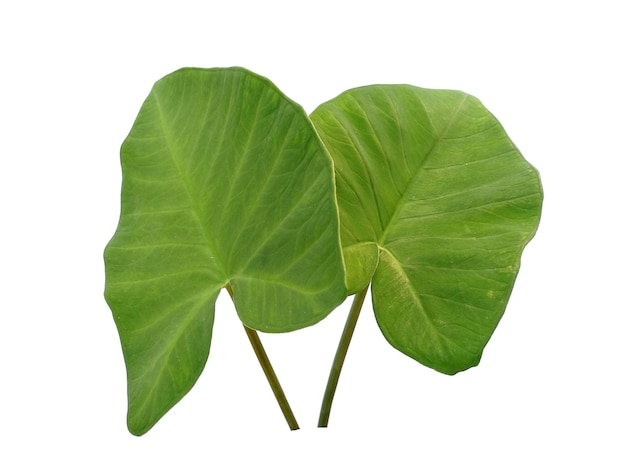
310,85,542,374
104,67,346,435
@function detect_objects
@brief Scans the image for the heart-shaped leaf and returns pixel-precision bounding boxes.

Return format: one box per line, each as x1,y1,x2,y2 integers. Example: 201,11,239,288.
311,85,542,374
104,67,346,434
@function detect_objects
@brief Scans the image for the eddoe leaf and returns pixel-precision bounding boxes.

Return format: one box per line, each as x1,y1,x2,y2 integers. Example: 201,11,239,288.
311,85,542,375
104,67,346,435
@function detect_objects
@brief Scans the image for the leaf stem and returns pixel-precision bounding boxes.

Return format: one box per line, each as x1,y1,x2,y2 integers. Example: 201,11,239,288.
225,284,299,431
242,325,299,430
318,285,369,427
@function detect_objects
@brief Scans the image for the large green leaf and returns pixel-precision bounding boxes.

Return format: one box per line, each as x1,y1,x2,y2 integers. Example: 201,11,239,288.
310,85,542,374
104,67,346,435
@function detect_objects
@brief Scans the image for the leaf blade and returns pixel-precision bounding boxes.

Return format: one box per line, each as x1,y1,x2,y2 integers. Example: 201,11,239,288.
311,84,542,374
104,67,346,434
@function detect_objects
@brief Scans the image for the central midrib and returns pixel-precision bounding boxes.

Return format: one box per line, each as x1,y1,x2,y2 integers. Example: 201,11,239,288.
378,93,469,248
153,89,229,283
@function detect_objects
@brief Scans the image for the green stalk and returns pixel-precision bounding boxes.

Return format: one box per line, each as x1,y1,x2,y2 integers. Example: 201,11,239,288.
318,285,369,427
225,284,299,431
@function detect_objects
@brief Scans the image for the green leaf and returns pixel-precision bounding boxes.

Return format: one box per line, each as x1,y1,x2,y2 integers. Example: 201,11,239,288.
104,67,346,435
310,85,542,374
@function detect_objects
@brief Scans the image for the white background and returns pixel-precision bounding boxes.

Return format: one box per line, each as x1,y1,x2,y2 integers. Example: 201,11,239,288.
2,1,624,468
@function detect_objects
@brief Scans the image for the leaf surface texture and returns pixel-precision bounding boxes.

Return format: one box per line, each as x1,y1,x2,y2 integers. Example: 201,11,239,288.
311,85,542,374
104,68,346,434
